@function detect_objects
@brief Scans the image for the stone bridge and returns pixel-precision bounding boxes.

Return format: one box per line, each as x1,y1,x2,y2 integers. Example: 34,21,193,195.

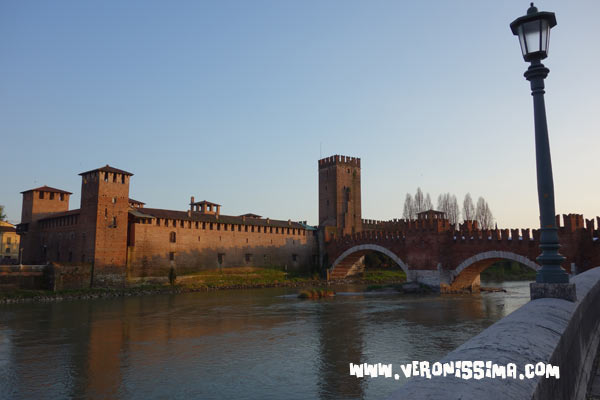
325,214,600,292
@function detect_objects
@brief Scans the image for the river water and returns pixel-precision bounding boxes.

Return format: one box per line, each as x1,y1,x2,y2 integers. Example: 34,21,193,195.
0,281,531,400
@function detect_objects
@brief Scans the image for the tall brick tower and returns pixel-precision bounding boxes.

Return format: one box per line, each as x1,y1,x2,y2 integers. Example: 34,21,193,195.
79,165,132,276
318,155,362,240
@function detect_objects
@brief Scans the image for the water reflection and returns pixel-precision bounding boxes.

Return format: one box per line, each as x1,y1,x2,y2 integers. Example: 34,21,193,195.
0,281,531,400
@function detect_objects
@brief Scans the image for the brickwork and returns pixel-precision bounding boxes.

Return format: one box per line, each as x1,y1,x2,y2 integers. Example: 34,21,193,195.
318,155,362,240
17,165,318,286
128,216,316,276
326,214,600,291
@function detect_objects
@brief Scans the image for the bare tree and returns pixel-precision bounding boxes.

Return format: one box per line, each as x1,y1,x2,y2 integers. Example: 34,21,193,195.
463,193,475,221
475,197,494,230
437,193,460,226
448,194,460,226
402,194,415,220
414,188,424,214
423,193,433,211
0,205,6,221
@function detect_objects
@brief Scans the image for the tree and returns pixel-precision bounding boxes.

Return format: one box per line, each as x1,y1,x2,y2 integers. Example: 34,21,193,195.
0,205,6,221
475,197,494,230
423,193,433,211
463,193,475,221
402,194,415,220
414,188,424,214
437,193,460,226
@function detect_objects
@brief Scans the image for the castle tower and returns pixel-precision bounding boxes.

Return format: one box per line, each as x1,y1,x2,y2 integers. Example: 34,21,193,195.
79,165,132,273
19,186,72,264
318,155,362,240
20,186,72,224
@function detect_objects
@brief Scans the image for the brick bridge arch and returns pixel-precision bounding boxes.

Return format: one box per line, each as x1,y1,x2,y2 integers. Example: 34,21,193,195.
329,244,409,280
446,251,540,293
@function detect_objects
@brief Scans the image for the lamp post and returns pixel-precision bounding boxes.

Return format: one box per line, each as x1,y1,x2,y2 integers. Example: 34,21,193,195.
510,3,576,301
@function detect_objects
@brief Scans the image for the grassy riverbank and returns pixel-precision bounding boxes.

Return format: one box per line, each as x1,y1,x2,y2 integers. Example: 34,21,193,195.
0,267,409,304
481,261,536,281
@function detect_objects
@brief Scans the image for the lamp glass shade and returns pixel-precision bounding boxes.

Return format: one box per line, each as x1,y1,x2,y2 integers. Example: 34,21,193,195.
518,19,550,61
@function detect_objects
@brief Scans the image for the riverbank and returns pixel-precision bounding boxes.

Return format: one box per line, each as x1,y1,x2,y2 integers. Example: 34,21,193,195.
0,267,408,304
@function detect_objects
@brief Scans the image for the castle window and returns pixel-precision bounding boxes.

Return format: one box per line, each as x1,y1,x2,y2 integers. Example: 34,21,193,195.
237,225,241,232
104,172,108,182
157,219,161,226
165,220,169,227
104,208,108,218
202,222,206,230
231,225,234,232
50,193,55,200
210,223,213,230
112,217,117,227
169,252,175,261
195,222,199,229
218,253,224,265
251,226,254,232
217,223,220,231
113,173,117,182
292,254,298,262
112,197,117,204
39,192,44,199
60,193,65,201
245,225,248,232
180,220,184,228
170,232,176,243
245,253,252,263
121,175,125,184
275,227,279,234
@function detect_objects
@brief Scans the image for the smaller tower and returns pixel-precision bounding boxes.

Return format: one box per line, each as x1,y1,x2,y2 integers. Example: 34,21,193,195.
20,186,72,224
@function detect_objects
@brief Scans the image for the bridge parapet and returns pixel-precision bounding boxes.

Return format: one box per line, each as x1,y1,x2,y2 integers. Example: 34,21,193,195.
386,267,600,400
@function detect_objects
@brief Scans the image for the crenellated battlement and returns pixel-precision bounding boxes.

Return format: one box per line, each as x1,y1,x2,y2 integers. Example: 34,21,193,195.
318,155,361,169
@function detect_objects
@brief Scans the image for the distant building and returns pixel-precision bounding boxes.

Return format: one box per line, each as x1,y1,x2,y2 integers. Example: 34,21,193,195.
0,221,20,263
17,165,318,284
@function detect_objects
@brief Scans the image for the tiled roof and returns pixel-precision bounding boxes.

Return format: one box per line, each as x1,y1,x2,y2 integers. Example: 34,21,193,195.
0,225,16,233
129,198,145,205
79,165,133,176
191,200,221,206
36,209,81,222
137,208,305,229
20,185,73,195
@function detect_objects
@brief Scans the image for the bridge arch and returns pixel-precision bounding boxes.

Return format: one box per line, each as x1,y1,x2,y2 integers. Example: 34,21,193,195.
448,251,540,292
330,244,409,279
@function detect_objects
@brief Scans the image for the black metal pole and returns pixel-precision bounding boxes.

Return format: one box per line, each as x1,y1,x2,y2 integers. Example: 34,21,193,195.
524,60,568,283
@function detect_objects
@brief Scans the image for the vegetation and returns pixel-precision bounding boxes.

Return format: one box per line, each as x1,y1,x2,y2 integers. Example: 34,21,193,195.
481,261,536,281
0,205,6,221
361,269,406,283
174,266,317,289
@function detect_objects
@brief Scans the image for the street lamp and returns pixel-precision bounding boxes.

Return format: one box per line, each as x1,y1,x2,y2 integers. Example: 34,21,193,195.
510,3,575,300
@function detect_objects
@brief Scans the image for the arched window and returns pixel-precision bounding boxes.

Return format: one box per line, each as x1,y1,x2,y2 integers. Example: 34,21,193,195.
170,232,176,243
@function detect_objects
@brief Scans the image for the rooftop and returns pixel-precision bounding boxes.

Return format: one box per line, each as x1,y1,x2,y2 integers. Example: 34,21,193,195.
20,185,72,195
79,164,134,177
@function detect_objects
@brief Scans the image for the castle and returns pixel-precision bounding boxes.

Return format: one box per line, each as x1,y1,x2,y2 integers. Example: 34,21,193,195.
17,155,598,288
17,165,323,284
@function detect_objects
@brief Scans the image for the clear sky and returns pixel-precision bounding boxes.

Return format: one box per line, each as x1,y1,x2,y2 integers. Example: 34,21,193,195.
1,1,598,229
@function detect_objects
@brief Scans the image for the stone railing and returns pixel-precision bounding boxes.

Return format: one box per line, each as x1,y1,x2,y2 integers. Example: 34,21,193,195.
386,266,600,400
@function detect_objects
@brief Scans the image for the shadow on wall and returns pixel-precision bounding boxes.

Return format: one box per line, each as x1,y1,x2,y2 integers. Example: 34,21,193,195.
129,238,319,278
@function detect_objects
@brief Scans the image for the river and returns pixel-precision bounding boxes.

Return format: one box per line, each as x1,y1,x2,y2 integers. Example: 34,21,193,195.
0,280,531,400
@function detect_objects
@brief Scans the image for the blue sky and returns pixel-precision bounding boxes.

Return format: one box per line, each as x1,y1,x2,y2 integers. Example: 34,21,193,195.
1,1,599,229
